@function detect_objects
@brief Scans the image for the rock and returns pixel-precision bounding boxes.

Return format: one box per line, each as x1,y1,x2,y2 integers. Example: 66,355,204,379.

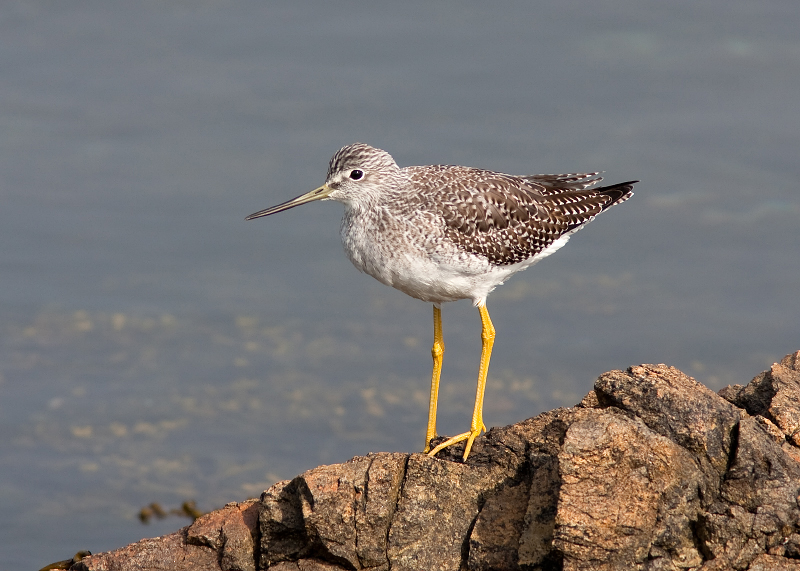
73,500,258,571
553,408,706,570
69,351,800,571
720,350,800,463
747,554,800,571
595,363,741,480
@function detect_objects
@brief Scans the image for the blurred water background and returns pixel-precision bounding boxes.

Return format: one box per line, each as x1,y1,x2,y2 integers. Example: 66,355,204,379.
1,1,798,566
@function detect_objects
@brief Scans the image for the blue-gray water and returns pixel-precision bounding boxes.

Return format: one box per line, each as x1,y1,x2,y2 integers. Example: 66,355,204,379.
2,1,799,566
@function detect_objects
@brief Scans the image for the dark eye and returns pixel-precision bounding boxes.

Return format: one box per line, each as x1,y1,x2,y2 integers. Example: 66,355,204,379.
349,169,364,180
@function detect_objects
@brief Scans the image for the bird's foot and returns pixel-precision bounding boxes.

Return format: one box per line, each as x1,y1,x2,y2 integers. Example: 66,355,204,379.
426,423,486,461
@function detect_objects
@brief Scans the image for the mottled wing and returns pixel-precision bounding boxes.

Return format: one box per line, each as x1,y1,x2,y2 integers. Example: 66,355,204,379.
521,172,603,193
410,166,634,266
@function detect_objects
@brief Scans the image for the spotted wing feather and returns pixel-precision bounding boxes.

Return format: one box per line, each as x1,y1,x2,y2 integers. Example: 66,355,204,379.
411,166,635,266
521,172,603,192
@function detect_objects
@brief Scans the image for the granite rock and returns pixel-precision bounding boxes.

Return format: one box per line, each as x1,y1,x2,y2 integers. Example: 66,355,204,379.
71,351,800,571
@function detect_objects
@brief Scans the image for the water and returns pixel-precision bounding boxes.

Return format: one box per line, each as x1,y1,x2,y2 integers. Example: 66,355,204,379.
2,1,799,566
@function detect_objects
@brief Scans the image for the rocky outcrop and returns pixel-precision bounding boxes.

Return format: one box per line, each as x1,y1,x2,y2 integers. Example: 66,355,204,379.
70,500,259,571
71,351,800,571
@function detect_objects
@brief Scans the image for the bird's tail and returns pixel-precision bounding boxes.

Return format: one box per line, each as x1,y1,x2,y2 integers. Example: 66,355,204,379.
596,180,637,210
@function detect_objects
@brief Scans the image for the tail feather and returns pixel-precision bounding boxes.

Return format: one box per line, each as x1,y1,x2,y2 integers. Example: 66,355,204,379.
596,180,637,210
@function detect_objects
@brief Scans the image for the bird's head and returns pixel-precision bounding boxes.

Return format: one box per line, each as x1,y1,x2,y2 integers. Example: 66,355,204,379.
245,143,402,221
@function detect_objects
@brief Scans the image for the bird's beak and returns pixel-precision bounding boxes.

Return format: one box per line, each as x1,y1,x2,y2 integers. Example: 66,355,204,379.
245,184,333,220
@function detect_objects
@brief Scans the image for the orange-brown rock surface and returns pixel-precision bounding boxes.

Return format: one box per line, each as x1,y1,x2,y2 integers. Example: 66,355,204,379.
71,351,800,571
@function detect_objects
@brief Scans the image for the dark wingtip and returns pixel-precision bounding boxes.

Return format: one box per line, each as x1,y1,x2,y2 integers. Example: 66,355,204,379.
596,180,638,207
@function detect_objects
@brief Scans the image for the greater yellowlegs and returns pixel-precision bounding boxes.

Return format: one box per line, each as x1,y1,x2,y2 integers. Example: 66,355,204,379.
246,143,636,460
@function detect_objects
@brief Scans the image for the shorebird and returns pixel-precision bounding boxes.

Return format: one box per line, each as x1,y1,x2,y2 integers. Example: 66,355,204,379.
246,143,636,460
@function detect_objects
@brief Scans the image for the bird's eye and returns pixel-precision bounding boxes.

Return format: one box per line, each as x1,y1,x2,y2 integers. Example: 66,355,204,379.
349,169,364,180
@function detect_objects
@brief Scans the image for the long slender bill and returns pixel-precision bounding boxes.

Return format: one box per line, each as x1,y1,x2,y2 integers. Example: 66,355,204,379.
245,184,333,220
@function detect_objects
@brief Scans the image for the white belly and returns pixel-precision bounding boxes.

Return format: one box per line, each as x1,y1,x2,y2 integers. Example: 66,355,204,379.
340,209,573,306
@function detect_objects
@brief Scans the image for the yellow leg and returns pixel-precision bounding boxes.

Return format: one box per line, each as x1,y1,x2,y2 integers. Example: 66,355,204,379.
427,304,495,461
423,305,444,453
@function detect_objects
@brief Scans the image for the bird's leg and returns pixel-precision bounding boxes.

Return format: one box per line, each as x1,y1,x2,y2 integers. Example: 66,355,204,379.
466,304,494,455
423,304,444,453
427,304,494,461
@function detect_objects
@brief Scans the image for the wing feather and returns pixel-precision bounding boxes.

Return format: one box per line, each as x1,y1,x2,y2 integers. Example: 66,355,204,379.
407,165,635,266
